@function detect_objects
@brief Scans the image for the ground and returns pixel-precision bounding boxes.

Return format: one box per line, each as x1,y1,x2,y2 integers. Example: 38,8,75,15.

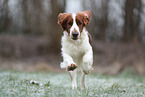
0,70,145,97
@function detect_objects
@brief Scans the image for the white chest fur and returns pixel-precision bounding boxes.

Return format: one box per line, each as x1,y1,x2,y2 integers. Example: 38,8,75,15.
61,28,91,57
60,28,93,70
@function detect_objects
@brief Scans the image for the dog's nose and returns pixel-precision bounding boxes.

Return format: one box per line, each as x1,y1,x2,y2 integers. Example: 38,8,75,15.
72,32,78,37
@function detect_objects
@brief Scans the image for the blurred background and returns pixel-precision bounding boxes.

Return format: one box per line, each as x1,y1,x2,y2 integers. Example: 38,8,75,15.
0,0,145,75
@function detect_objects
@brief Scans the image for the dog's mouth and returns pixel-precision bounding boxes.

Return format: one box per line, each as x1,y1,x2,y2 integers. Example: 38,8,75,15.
70,31,80,40
72,37,78,40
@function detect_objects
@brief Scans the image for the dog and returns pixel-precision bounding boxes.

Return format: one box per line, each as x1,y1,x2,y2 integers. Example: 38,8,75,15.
57,10,93,89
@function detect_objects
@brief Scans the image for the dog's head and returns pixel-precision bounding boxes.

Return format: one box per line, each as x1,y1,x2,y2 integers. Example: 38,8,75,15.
58,10,91,40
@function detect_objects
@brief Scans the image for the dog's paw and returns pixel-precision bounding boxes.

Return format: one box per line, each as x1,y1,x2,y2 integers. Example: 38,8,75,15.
66,63,78,71
83,66,93,74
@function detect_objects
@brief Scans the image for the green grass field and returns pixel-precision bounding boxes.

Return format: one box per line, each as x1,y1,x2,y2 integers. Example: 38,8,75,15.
0,70,145,97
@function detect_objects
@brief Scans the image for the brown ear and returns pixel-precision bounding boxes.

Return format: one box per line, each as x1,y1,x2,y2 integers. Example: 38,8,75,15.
83,10,91,26
57,13,68,30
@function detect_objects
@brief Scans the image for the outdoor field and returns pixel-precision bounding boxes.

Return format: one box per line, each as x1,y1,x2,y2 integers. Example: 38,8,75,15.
0,70,144,97
0,0,145,97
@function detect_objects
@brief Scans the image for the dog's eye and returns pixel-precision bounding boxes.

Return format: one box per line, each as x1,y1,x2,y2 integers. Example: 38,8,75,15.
78,22,82,25
68,22,72,26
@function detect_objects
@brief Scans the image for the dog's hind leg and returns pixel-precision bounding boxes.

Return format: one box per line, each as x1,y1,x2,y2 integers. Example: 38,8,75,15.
81,70,87,90
69,70,77,89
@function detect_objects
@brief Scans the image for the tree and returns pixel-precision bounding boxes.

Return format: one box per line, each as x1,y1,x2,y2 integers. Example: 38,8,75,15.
122,0,142,42
48,0,66,53
83,0,109,40
0,0,11,32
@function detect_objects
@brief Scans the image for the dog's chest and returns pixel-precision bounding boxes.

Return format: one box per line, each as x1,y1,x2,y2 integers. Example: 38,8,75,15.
62,31,91,58
64,41,85,57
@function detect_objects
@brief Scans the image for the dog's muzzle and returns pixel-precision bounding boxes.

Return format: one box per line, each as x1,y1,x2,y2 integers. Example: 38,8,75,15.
72,32,79,40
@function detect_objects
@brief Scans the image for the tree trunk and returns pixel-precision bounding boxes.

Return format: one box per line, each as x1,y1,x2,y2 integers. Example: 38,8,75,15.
48,0,66,54
89,0,109,40
98,0,109,40
22,0,30,34
122,0,141,42
0,0,11,32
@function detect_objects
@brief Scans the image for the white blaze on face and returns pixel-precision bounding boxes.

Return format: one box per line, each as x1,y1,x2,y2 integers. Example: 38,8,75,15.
70,13,80,39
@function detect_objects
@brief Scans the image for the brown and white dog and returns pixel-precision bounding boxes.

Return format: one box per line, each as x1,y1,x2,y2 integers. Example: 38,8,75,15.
57,10,93,89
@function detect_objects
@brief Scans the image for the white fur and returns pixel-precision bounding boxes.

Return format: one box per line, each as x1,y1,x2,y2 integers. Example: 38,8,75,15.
70,13,80,38
60,13,93,89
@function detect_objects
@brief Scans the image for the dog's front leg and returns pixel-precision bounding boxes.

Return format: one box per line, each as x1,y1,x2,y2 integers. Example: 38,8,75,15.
81,70,87,90
69,70,77,89
60,53,78,71
82,50,93,74
60,53,78,89
81,50,93,89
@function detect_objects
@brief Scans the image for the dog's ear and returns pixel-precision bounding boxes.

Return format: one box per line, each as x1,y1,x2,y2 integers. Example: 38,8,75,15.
57,13,68,30
77,10,91,26
83,10,91,26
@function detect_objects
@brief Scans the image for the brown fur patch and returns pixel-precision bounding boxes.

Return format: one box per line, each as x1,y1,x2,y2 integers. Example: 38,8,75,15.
76,15,84,32
88,32,92,44
57,13,73,33
76,10,91,26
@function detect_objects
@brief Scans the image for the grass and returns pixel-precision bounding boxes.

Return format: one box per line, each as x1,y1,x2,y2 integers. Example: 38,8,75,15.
0,70,145,97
